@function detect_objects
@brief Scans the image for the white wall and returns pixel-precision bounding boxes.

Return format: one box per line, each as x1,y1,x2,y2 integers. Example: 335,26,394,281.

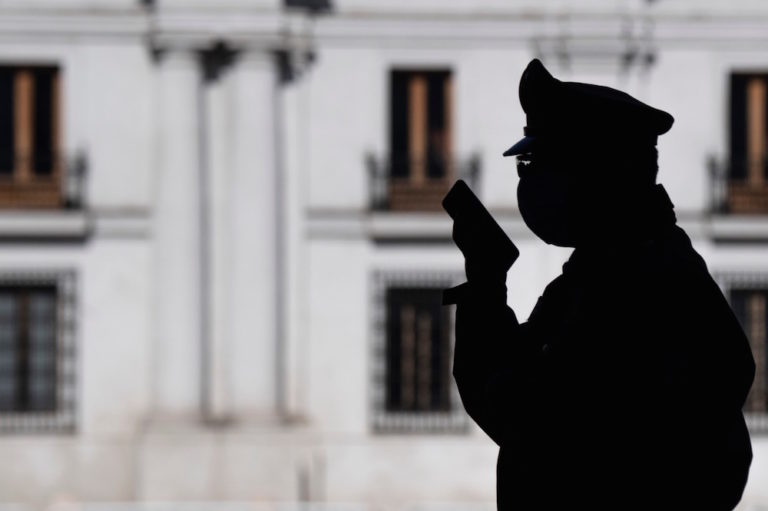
307,48,379,210
307,238,369,433
81,239,152,436
82,44,154,211
454,49,527,210
647,50,716,214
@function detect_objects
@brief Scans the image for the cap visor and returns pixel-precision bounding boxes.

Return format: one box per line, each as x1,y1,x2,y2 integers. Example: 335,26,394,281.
502,136,536,157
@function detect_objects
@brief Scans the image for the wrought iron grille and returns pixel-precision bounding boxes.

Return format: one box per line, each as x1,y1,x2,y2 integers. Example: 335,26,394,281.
0,270,76,434
0,151,87,210
370,270,469,434
716,271,768,433
366,154,480,212
708,156,768,214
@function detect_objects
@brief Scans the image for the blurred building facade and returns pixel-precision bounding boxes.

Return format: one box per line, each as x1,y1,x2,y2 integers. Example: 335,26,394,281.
0,0,766,509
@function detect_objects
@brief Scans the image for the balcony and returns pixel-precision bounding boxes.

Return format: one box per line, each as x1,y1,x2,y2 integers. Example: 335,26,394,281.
0,152,87,210
366,153,480,212
709,157,768,214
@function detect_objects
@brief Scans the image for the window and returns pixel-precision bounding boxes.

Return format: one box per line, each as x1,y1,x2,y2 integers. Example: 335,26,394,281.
371,271,468,433
730,288,768,421
385,288,451,413
386,70,454,211
0,285,58,412
390,70,453,182
728,73,768,213
720,272,768,432
0,65,63,208
0,271,75,433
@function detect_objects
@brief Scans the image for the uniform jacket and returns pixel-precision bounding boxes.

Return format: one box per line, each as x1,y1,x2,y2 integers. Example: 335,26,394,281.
452,185,755,510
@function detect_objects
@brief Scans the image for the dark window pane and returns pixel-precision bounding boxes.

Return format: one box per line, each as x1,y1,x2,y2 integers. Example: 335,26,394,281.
765,80,768,181
390,71,410,178
386,287,450,413
32,68,54,175
730,74,747,180
0,285,57,413
732,288,768,414
0,293,17,411
427,71,448,178
390,69,452,181
27,288,56,411
385,289,402,410
730,73,768,182
0,68,14,174
731,289,748,329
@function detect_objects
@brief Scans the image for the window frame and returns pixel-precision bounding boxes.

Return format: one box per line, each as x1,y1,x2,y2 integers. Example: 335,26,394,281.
388,68,454,183
369,269,469,434
0,269,76,434
715,271,768,433
0,64,65,209
725,72,768,214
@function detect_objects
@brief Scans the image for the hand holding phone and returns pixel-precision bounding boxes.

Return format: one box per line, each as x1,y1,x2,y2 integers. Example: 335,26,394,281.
442,180,519,304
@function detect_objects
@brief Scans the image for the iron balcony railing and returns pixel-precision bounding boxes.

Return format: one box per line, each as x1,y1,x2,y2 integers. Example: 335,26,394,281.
0,151,87,210
708,156,768,215
366,153,481,212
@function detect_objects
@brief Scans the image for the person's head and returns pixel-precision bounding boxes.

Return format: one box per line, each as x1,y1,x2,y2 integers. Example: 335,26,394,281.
503,59,673,248
514,140,660,247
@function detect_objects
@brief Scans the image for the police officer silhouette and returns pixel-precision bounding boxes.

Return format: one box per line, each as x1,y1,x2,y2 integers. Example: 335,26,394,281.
449,59,755,510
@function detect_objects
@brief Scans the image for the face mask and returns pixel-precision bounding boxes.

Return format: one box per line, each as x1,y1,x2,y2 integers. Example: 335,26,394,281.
516,154,580,247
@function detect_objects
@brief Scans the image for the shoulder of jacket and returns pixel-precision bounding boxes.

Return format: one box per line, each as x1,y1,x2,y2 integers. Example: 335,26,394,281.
636,225,703,278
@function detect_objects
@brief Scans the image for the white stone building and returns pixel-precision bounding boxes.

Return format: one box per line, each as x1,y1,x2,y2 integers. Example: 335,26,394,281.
0,0,765,509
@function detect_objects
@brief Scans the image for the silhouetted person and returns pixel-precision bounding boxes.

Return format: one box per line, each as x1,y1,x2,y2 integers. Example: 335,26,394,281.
448,59,755,510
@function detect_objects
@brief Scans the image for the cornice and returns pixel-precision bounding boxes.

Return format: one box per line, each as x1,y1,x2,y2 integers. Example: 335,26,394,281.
0,10,148,40
0,6,766,51
151,7,285,51
311,11,768,50
0,6,288,49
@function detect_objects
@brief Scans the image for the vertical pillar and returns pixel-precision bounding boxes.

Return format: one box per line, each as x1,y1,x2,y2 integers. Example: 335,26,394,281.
152,48,201,415
203,56,235,422
227,50,279,415
282,52,309,420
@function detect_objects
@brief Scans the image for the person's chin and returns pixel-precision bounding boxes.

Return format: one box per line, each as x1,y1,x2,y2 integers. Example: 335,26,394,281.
544,236,577,248
531,226,577,247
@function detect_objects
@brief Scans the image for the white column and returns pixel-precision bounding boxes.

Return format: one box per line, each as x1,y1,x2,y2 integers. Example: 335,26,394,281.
204,63,235,421
152,48,201,415
228,50,279,415
282,53,311,419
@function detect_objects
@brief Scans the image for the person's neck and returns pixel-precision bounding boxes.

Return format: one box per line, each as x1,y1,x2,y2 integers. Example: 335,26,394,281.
573,183,676,250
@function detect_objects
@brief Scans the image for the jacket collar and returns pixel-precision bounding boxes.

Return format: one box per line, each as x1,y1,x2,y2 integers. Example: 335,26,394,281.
563,183,677,275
